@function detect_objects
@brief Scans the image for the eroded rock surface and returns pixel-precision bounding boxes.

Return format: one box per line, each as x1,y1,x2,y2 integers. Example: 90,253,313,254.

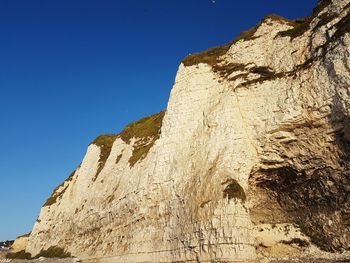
26,0,350,262
11,234,30,253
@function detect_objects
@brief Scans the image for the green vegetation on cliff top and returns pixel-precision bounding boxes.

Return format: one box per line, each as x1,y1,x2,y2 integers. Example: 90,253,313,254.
183,0,333,67
44,111,165,207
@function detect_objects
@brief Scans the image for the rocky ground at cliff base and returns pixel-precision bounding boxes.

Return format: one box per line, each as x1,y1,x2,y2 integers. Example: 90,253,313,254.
0,260,77,263
2,251,350,263
0,256,79,263
271,260,350,263
1,258,350,263
0,252,78,263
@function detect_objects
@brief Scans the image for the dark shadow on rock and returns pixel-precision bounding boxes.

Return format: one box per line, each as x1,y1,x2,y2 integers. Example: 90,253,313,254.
249,93,350,251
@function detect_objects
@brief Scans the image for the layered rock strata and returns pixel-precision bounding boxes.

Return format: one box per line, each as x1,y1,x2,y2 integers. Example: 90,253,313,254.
26,0,350,262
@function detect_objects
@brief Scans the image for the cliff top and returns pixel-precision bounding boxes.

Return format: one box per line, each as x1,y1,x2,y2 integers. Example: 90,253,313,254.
182,0,333,67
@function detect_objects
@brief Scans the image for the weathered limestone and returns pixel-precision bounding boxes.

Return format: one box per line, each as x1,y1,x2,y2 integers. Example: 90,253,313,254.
11,234,29,253
26,0,350,262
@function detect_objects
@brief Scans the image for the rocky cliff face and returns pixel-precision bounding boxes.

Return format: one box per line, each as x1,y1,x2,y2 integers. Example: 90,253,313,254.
26,0,350,262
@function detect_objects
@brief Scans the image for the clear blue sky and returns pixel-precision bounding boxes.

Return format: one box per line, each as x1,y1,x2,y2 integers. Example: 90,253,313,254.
0,0,317,241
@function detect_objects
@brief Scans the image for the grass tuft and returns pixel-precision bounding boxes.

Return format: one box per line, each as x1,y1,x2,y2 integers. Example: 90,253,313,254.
128,143,154,167
182,14,297,68
277,18,310,39
181,24,261,68
119,112,165,144
90,111,165,171
33,246,71,259
6,247,71,260
43,111,165,202
91,134,119,181
262,14,297,26
6,250,32,260
182,44,231,68
120,112,165,167
277,0,333,40
183,1,334,67
43,170,76,207
181,18,269,67
17,232,31,238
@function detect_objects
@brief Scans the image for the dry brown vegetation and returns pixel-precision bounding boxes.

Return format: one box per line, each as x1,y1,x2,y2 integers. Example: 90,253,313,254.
44,170,76,207
277,0,333,39
90,111,165,172
6,250,32,260
182,15,295,68
33,246,71,259
183,1,335,70
119,112,165,144
120,112,165,167
91,134,118,181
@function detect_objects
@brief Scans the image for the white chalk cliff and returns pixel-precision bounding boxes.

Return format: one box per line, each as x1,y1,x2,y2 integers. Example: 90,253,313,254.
26,0,350,261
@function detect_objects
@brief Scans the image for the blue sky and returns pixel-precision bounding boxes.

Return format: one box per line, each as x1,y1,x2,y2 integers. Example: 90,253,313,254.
0,0,317,241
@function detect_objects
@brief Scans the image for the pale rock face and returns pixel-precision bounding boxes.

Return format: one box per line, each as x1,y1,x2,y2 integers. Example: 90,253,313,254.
26,0,350,262
11,235,29,253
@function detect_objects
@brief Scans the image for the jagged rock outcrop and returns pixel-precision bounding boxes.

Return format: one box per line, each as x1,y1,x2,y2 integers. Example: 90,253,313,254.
26,0,350,262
